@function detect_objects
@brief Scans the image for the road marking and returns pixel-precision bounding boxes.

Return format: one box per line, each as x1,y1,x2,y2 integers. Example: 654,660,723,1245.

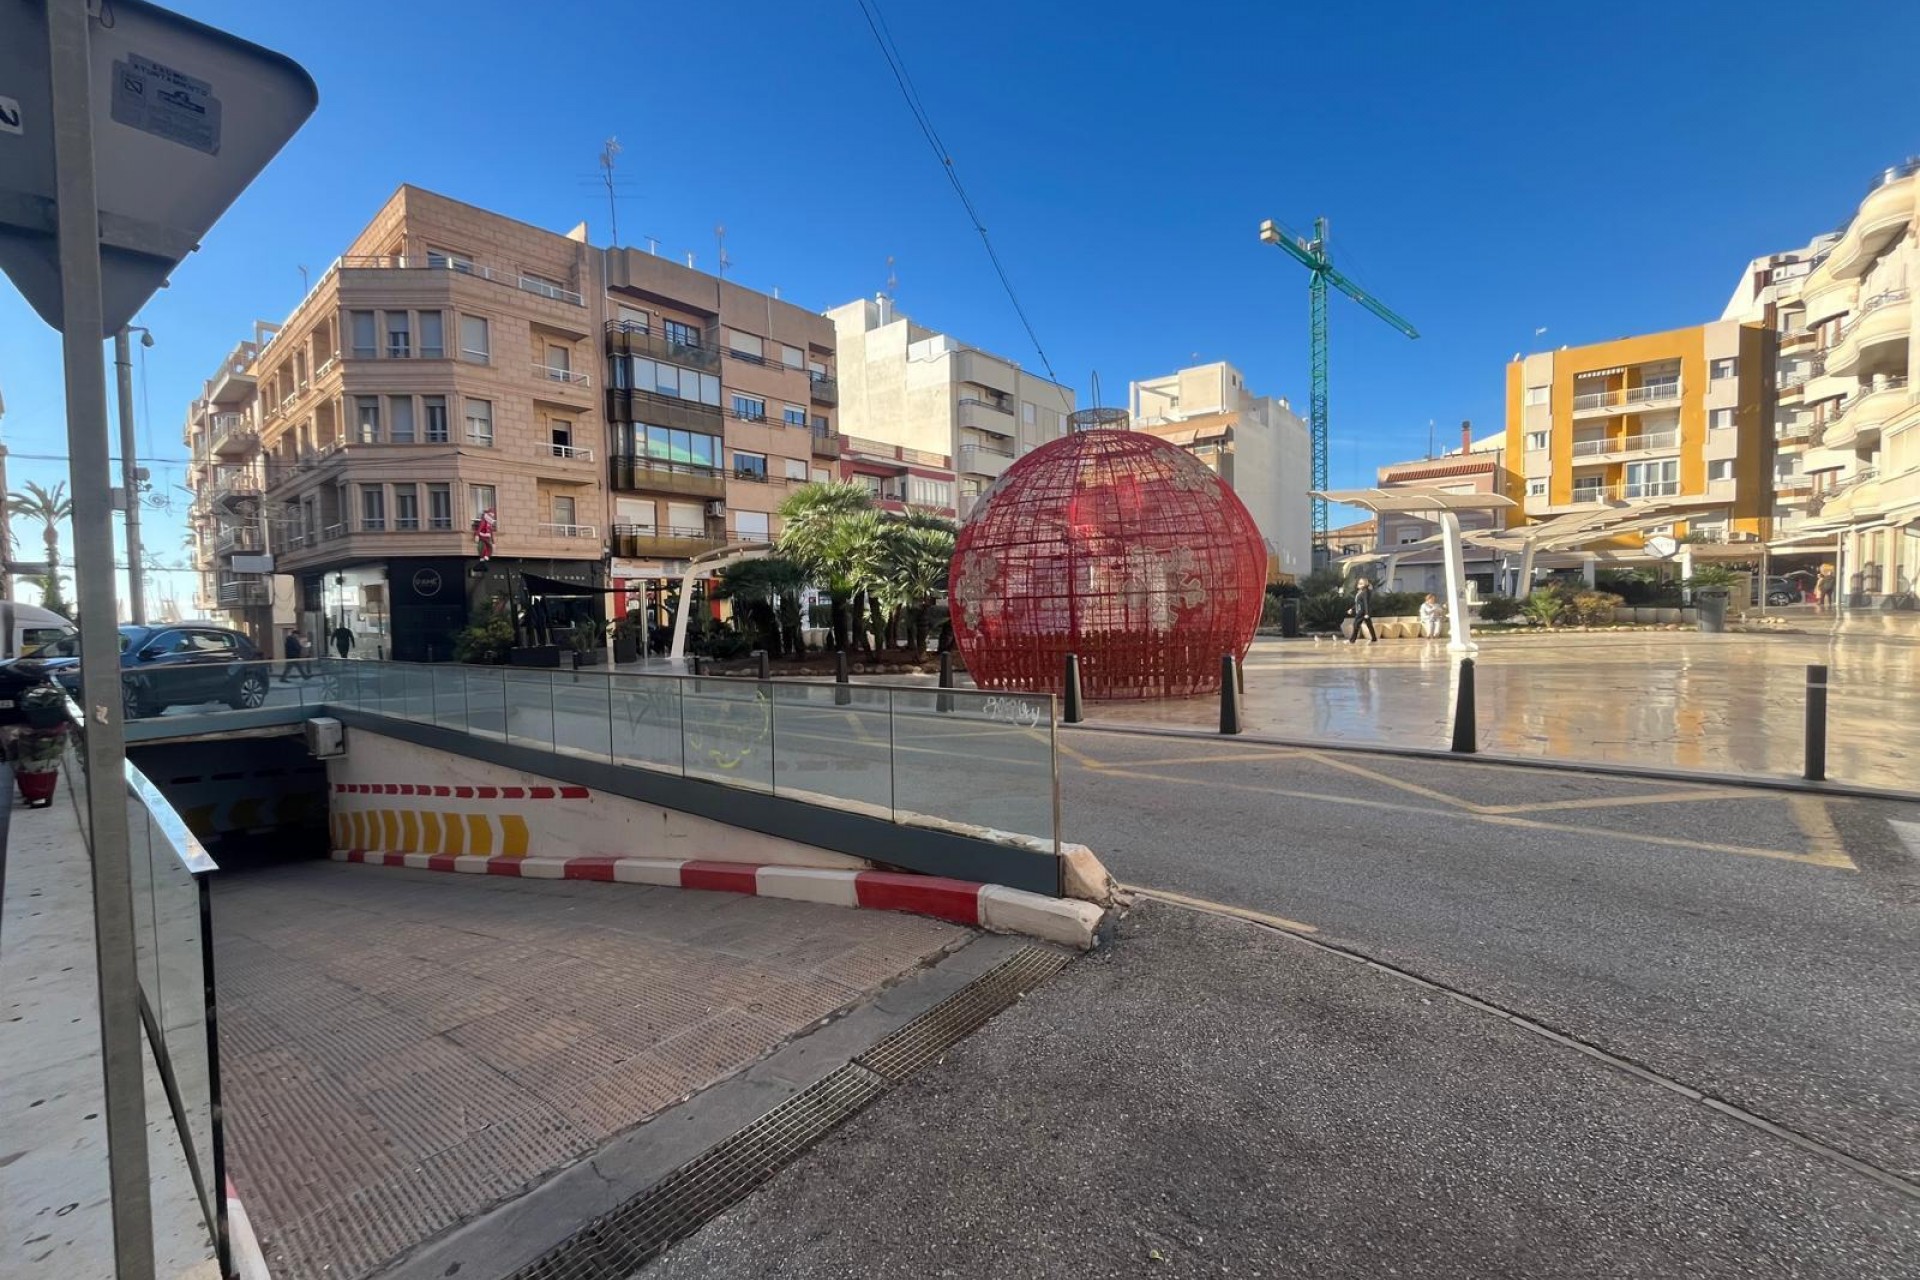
1894,819,1920,859
1787,796,1857,870
1477,789,1750,816
1126,884,1318,933
1083,748,1303,770
1297,749,1483,810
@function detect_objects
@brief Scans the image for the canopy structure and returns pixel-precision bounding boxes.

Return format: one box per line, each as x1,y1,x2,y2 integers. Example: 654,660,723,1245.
667,541,774,665
1315,489,1515,653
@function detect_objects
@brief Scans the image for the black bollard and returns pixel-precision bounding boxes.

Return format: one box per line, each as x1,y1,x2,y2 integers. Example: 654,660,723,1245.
1063,653,1084,725
1220,654,1242,734
1804,663,1828,782
938,650,954,713
755,649,771,682
690,655,703,677
1450,657,1477,754
834,649,851,706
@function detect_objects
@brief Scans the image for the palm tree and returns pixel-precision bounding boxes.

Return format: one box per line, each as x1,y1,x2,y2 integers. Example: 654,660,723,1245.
874,523,955,653
8,482,73,615
777,481,877,650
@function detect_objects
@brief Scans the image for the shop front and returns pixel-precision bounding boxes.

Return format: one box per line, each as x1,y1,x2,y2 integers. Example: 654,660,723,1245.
302,556,609,663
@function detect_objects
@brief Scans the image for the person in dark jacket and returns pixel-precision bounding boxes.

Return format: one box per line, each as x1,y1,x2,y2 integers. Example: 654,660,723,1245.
1347,578,1378,644
281,630,314,681
332,622,356,660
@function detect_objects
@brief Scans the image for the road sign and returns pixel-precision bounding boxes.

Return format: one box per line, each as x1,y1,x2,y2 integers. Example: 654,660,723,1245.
0,0,317,335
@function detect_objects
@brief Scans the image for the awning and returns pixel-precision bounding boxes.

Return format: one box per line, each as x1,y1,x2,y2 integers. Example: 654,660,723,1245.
522,569,613,596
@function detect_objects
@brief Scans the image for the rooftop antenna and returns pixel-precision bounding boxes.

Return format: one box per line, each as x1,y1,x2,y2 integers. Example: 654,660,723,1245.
645,235,660,256
297,263,309,294
599,137,623,246
1427,418,1435,459
684,250,695,269
715,223,730,279
885,255,898,299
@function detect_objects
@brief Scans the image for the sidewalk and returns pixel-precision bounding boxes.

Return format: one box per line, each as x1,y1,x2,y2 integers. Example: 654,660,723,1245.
0,783,219,1280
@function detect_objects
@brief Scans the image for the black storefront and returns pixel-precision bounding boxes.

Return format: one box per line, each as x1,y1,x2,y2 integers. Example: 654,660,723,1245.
302,556,608,663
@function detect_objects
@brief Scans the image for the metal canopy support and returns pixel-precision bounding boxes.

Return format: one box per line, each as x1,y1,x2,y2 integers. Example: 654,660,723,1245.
46,2,155,1274
667,542,773,666
1438,511,1475,654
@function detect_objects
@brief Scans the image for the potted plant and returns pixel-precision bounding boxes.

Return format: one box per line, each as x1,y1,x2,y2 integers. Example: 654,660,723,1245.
8,686,71,807
612,617,642,665
1685,564,1737,633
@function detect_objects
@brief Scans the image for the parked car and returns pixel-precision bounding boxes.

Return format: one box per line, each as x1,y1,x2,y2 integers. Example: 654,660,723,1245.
20,623,270,720
1751,575,1802,606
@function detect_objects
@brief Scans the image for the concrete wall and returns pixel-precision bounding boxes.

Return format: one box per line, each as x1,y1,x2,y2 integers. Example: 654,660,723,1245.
326,727,867,870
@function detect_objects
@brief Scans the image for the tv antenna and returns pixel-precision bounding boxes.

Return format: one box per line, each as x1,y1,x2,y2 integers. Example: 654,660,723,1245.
715,223,731,279
885,255,898,298
600,138,623,246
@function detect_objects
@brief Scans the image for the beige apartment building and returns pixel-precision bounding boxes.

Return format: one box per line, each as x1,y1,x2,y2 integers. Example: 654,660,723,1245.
1129,362,1313,580
827,296,1072,519
184,323,290,639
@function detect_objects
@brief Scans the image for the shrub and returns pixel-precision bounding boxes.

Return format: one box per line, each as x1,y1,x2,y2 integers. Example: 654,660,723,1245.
453,613,516,664
1686,564,1739,591
1261,593,1286,628
1478,595,1522,623
1300,592,1350,632
1300,569,1347,597
1567,590,1625,626
1372,590,1423,618
1523,589,1565,626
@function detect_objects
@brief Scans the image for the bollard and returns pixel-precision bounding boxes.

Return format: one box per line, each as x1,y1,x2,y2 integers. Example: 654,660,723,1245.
755,649,771,681
1219,654,1242,735
1063,653,1084,724
1450,657,1477,753
834,649,850,706
690,655,703,676
937,650,954,713
1804,664,1828,782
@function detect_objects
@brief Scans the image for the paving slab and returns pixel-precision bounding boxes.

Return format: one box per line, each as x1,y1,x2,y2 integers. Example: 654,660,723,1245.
211,860,972,1280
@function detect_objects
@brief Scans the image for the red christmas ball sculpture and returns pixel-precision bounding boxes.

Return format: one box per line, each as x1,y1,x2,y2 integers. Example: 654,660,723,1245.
949,414,1267,699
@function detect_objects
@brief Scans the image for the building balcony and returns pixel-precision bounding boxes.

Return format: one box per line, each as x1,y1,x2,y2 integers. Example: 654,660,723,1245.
1800,264,1857,328
1823,164,1917,282
210,467,261,500
1566,478,1683,505
218,580,270,608
811,429,841,459
953,349,1016,396
603,320,721,371
1567,429,1680,460
210,413,258,458
1823,289,1909,377
609,454,726,499
842,437,950,470
337,253,585,307
808,374,838,405
215,525,264,556
207,346,259,407
535,522,598,542
1824,376,1910,450
605,387,724,434
531,441,597,478
958,443,1015,479
957,397,1016,435
531,361,593,394
1570,380,1682,417
611,525,725,560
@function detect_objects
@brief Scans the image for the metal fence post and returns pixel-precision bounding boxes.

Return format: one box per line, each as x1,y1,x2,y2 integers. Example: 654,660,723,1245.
756,649,771,681
1063,653,1084,725
834,649,851,706
937,650,954,714
1219,654,1242,735
1805,663,1828,782
1450,657,1477,754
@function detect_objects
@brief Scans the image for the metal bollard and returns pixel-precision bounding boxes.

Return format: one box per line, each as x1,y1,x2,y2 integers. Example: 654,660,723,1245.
755,649,771,681
1450,657,1477,754
937,650,954,713
1219,654,1242,735
1804,663,1827,782
690,655,703,676
834,649,850,706
1063,653,1084,725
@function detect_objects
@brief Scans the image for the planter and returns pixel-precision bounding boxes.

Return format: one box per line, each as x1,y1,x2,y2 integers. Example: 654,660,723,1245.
1654,607,1681,624
613,638,639,665
15,767,58,807
510,645,562,668
1612,607,1636,625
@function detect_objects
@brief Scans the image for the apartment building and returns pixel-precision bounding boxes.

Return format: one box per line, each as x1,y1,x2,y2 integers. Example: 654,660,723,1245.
189,186,608,661
601,250,838,625
1371,425,1507,595
1504,321,1773,554
827,296,1072,520
1129,362,1312,580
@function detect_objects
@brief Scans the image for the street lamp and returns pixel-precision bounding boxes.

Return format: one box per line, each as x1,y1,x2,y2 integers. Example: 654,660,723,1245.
115,324,154,624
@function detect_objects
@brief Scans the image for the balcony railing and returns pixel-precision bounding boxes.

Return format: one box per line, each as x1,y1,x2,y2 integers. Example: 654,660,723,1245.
607,388,724,434
1569,479,1682,503
537,522,598,539
1568,429,1679,458
218,580,269,607
610,454,726,497
541,441,596,464
532,361,591,388
1776,474,1814,491
1832,289,1910,343
611,524,725,559
1571,380,1682,413
809,375,838,405
335,253,585,306
322,522,346,541
603,320,721,371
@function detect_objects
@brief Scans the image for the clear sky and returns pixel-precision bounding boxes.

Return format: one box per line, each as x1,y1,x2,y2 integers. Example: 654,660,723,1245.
3,0,1917,610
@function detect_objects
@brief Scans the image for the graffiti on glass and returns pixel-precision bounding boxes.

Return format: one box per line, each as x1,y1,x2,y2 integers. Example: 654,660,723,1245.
980,696,1043,729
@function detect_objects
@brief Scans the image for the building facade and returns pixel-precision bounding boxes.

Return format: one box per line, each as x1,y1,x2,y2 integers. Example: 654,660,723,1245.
1372,425,1507,595
826,296,1072,520
1128,362,1312,581
1504,321,1774,556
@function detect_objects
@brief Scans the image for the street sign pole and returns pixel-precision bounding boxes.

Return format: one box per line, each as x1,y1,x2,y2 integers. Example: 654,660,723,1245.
46,2,155,1275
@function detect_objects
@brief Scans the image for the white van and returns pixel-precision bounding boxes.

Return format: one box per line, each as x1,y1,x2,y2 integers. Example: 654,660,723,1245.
0,601,78,660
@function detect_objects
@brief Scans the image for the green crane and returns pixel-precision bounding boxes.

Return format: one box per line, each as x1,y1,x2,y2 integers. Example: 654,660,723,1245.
1259,216,1419,554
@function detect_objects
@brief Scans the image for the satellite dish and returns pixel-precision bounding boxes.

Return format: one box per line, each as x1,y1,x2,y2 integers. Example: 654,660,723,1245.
1644,534,1679,560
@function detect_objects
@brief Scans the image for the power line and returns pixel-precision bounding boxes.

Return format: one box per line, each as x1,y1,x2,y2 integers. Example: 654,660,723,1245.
852,0,1058,383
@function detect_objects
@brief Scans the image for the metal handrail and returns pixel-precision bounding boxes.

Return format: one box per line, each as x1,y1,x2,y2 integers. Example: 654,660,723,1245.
537,522,598,538
1571,381,1682,412
542,442,596,463
532,362,591,387
1569,430,1678,457
335,253,585,305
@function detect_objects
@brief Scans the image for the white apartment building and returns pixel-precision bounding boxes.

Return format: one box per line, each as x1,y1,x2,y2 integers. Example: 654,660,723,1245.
826,296,1074,519
1129,362,1312,579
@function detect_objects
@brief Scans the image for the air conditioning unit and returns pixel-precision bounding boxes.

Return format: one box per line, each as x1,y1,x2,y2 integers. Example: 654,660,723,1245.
305,717,345,759
705,500,726,518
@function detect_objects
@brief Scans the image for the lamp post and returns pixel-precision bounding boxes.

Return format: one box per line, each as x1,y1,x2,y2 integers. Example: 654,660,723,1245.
115,325,154,624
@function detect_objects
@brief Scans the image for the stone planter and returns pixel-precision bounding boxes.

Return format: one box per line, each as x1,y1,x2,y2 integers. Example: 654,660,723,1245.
1613,607,1637,625
1655,608,1682,624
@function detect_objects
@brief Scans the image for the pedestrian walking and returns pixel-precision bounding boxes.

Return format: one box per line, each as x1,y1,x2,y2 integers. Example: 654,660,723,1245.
332,621,356,661
1347,578,1379,644
1816,565,1835,613
1419,592,1445,639
281,630,314,681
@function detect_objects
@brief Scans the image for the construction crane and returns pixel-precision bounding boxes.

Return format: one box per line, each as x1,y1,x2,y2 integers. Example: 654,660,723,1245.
1259,217,1419,554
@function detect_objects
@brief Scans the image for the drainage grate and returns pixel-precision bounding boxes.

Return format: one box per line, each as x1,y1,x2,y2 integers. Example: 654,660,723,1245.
856,945,1071,1082
505,944,1070,1279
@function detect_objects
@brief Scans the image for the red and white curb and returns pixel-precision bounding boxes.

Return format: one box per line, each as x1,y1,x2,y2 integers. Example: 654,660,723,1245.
228,1177,272,1280
329,849,1105,949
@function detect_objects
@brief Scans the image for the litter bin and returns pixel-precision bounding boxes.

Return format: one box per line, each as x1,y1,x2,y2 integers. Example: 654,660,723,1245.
1696,590,1728,633
1281,596,1301,638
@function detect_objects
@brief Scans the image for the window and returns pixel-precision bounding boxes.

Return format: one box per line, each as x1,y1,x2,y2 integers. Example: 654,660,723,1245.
388,396,415,444
726,329,764,362
735,510,770,540
781,344,804,369
733,451,768,481
552,495,576,527
663,319,700,349
812,415,829,433
464,398,493,446
634,424,720,469
349,310,376,358
354,395,381,443
1527,479,1547,497
394,485,420,531
1524,386,1549,406
427,483,453,530
629,357,720,405
910,476,952,507
1624,459,1679,498
1526,431,1550,450
423,396,449,443
812,468,831,485
385,311,411,358
459,314,490,363
549,418,573,455
783,457,809,481
520,272,569,301
617,304,648,329
419,311,445,359
545,344,571,380
732,394,766,421
782,404,807,427
426,246,473,273
360,485,386,531
1710,408,1735,430
1022,401,1037,426
616,497,656,531
469,484,497,520
1710,357,1738,380
1708,459,1735,482
666,501,704,534
188,630,236,654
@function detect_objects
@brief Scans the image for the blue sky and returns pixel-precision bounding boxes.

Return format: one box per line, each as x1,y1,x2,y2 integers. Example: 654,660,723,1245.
3,0,1917,607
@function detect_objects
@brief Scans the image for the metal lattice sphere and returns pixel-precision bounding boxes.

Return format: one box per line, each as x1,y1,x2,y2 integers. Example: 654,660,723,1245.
950,422,1267,699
